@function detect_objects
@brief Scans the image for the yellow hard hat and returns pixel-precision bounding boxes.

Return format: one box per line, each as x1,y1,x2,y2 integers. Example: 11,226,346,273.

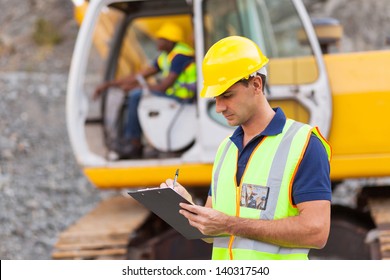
156,22,184,43
200,36,269,98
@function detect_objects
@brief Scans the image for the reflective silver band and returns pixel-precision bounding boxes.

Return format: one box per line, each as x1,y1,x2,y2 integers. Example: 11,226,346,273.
212,140,233,203
260,121,305,220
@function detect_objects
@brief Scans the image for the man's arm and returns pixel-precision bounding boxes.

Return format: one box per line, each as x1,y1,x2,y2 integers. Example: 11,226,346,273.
179,199,330,249
148,54,193,93
120,66,159,91
205,196,212,208
148,72,178,92
92,65,158,99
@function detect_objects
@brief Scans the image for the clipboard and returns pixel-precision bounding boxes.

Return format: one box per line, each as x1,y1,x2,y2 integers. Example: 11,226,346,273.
128,188,212,240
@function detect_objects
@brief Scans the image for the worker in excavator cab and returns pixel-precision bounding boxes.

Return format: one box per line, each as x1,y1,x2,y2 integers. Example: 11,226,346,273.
93,22,197,159
161,36,332,260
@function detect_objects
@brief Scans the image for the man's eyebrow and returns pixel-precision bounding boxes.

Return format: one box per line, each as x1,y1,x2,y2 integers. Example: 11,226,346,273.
220,89,235,96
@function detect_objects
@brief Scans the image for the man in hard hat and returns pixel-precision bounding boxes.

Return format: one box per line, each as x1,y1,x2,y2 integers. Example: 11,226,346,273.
161,36,332,260
93,22,196,158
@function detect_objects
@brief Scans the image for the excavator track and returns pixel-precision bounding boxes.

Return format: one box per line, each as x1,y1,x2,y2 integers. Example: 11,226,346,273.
368,198,390,260
52,196,149,259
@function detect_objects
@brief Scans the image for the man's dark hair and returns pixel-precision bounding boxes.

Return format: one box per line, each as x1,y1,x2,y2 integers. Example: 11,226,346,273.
238,73,267,92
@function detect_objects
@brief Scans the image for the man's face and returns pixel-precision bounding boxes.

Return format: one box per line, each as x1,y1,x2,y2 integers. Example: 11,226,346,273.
214,79,258,127
156,38,173,52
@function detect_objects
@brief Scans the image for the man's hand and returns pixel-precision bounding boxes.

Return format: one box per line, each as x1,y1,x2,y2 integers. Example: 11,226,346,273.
93,83,110,100
160,179,193,203
179,203,230,236
93,75,138,100
119,80,138,92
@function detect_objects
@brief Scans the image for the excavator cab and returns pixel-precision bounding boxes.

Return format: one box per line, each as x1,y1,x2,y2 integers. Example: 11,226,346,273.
67,0,331,188
77,2,198,157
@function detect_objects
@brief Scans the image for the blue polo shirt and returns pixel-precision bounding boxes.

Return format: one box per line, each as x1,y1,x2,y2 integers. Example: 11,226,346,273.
209,108,331,205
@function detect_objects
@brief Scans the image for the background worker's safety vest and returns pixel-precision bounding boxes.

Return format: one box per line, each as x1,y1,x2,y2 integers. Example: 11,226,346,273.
157,42,196,100
211,119,331,260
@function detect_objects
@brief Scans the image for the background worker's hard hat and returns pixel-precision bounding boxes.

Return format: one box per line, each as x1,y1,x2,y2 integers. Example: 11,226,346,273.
156,22,184,43
200,36,269,98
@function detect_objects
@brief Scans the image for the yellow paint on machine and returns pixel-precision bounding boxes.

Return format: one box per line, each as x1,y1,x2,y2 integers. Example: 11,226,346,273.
324,50,390,179
331,154,390,180
83,164,213,188
269,50,390,180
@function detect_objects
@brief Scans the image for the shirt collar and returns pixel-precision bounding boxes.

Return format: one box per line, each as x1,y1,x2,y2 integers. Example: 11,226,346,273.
230,107,286,145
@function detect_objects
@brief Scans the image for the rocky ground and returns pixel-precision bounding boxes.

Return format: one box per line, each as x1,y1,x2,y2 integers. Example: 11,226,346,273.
0,0,389,259
0,0,119,259
0,72,120,259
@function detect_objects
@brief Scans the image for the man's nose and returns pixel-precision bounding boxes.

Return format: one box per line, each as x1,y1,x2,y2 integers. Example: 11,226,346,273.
215,98,226,113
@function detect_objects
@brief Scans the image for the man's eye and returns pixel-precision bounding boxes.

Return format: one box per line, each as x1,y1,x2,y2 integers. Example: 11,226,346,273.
223,93,233,98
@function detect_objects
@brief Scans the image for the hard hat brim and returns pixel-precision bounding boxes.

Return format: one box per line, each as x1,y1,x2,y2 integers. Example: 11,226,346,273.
200,66,268,98
200,82,234,98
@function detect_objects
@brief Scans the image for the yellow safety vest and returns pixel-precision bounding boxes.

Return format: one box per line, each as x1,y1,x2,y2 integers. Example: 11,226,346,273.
211,119,331,260
157,42,196,99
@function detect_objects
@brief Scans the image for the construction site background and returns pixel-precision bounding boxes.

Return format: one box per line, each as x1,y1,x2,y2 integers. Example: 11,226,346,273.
0,0,389,259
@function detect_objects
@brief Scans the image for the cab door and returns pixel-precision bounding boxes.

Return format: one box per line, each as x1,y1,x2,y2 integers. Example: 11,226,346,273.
194,0,332,158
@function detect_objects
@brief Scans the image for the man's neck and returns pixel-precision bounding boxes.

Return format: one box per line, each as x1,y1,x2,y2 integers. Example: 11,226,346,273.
242,106,275,147
166,42,176,53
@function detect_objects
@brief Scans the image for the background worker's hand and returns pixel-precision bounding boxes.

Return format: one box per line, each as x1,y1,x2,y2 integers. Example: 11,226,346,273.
160,179,193,203
92,83,110,100
179,203,230,236
119,80,138,92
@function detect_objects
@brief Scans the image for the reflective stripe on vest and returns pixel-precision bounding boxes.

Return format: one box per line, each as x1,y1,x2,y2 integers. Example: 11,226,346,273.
157,42,196,99
211,119,331,260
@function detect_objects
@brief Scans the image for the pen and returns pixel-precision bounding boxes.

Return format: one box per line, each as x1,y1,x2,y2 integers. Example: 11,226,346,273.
172,169,179,188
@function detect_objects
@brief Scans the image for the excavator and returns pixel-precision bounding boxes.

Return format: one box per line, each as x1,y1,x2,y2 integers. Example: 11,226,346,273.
54,0,390,259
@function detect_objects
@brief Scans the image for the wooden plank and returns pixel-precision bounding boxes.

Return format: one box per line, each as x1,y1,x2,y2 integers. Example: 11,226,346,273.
379,237,390,244
52,248,127,260
52,196,150,259
369,199,390,224
380,242,390,252
56,233,129,245
54,239,129,250
56,196,148,237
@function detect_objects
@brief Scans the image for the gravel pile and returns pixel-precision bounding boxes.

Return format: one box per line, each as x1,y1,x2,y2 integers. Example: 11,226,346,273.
0,72,118,259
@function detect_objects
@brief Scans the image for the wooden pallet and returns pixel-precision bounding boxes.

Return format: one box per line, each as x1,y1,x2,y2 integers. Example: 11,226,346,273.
368,198,390,260
52,196,149,259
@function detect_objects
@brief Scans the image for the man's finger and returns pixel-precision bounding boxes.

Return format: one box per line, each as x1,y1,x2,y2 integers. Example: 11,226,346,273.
179,202,198,213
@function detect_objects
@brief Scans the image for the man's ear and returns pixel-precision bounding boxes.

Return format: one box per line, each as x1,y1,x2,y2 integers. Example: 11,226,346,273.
252,76,263,94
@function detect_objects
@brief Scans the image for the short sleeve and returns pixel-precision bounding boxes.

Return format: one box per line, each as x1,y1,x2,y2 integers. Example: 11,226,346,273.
170,54,193,75
292,134,331,204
